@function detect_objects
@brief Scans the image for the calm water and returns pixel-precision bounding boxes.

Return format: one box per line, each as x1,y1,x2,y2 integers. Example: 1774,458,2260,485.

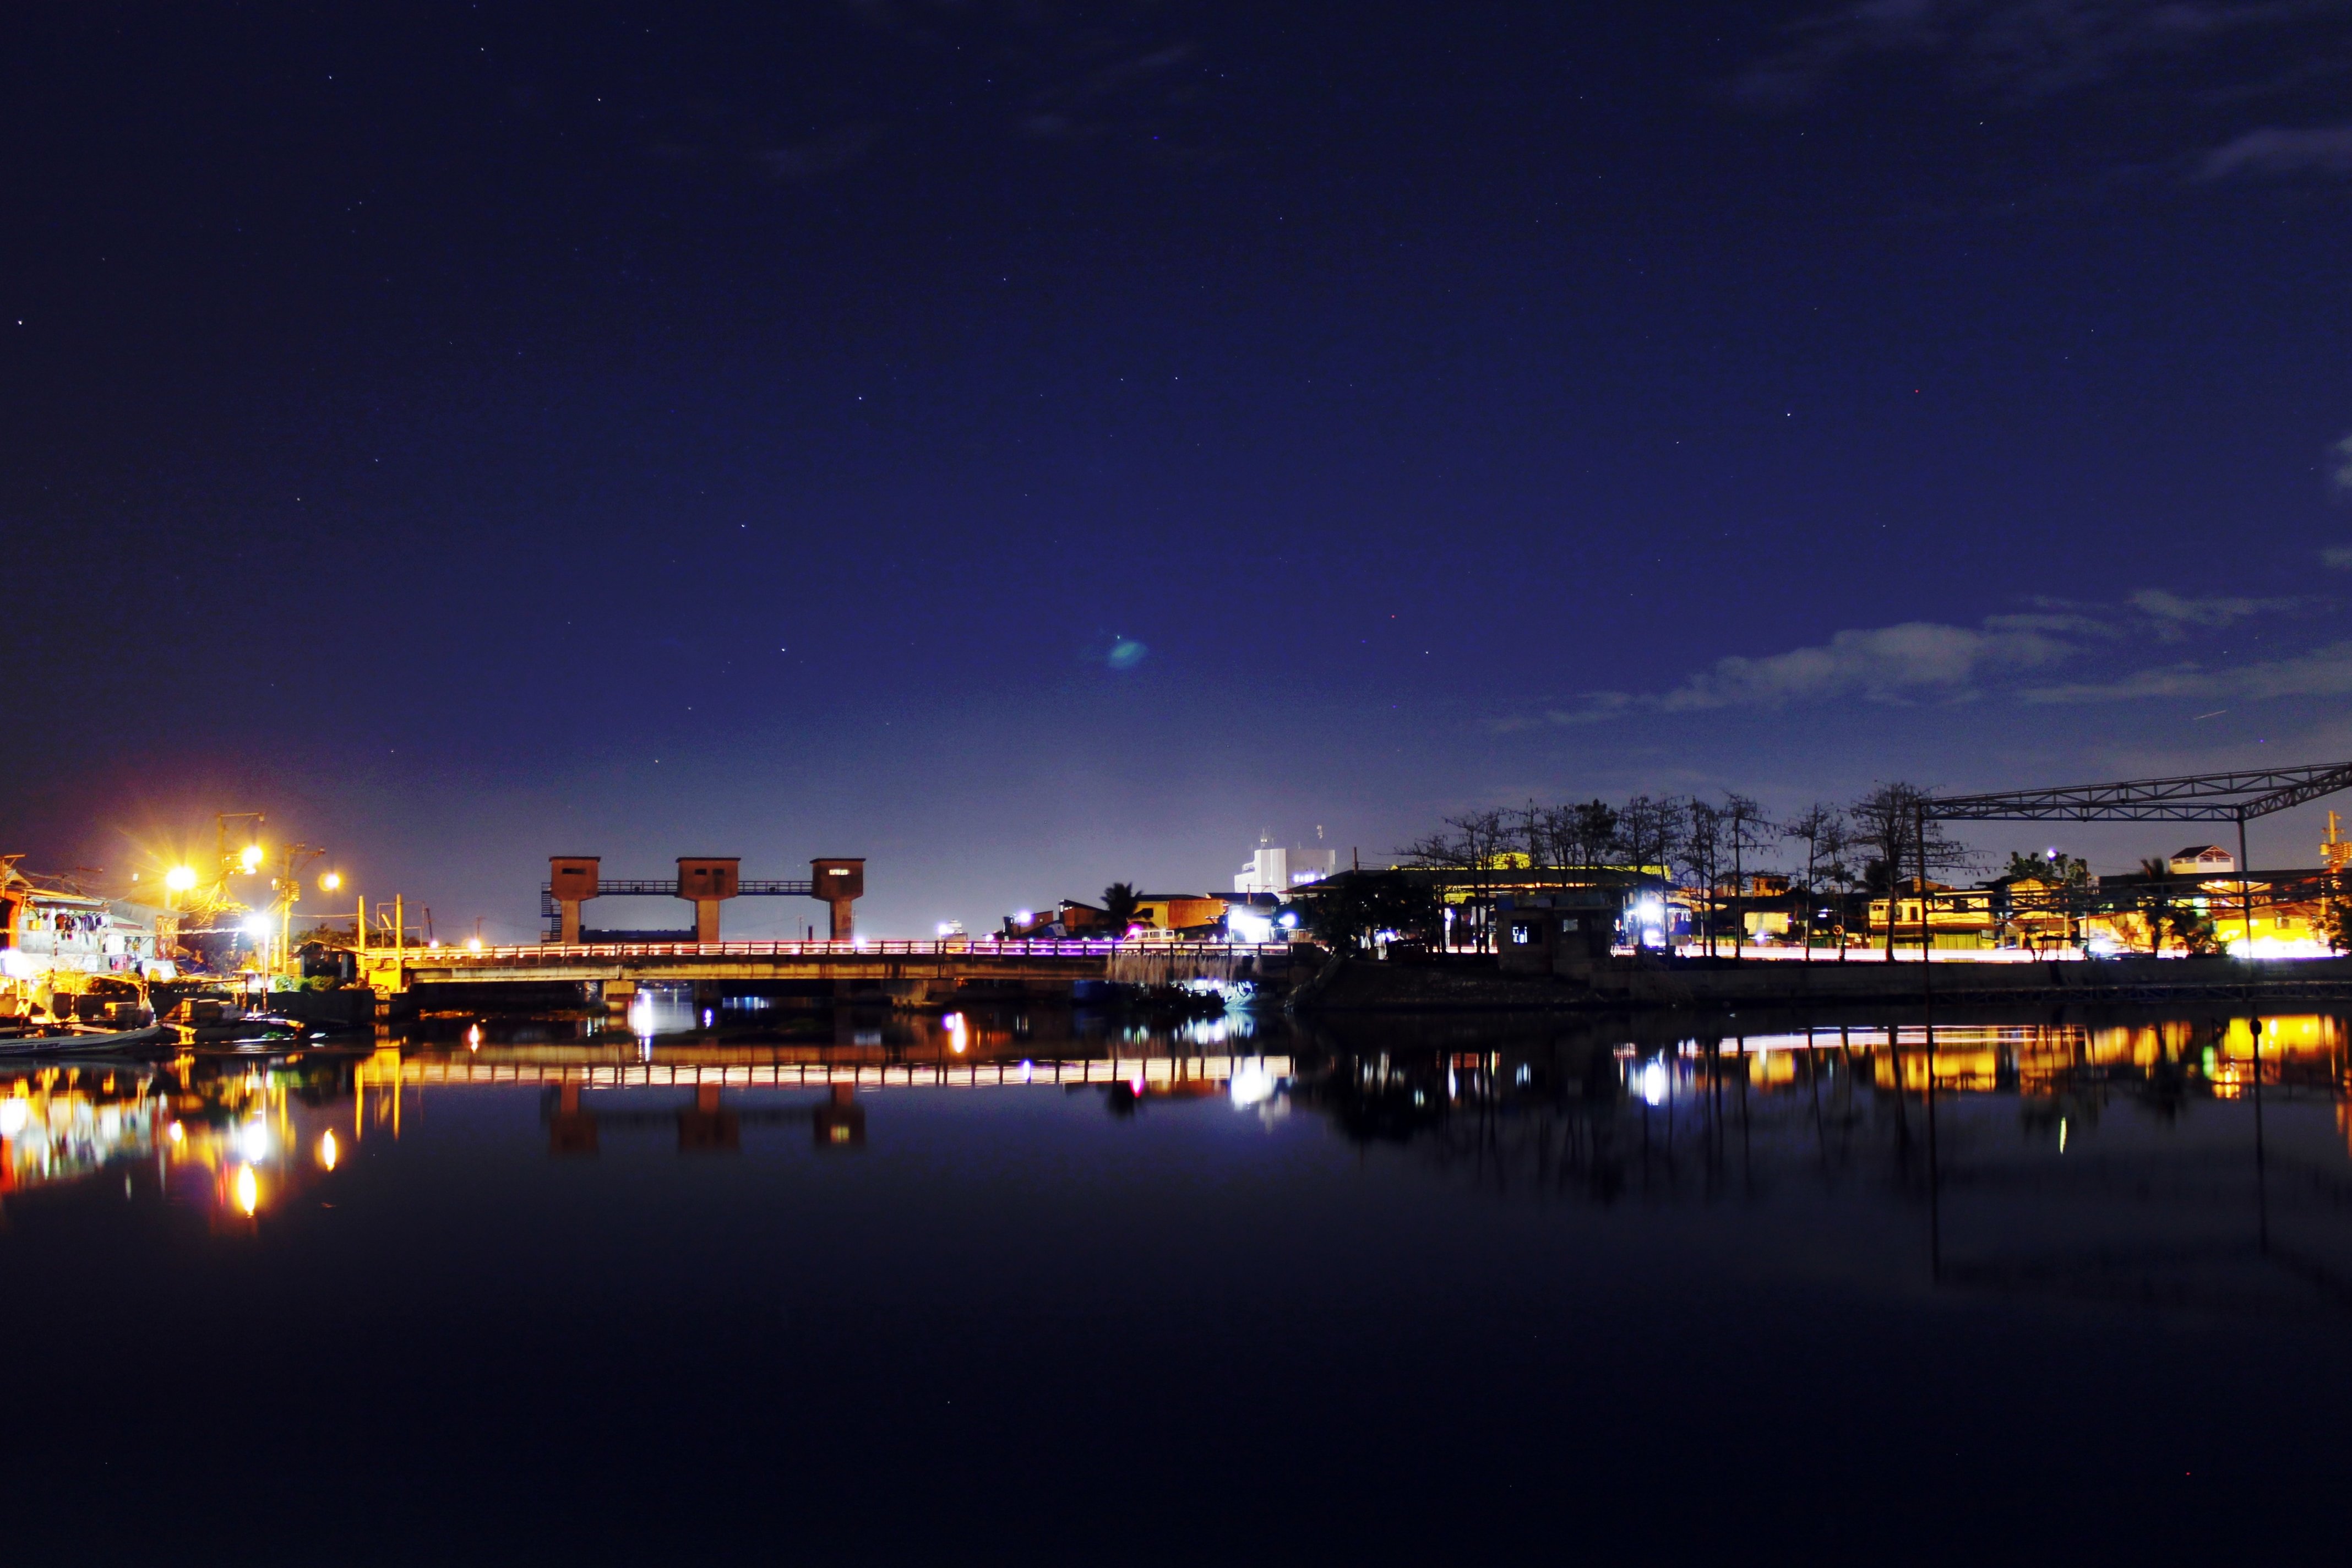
6,1001,2350,1564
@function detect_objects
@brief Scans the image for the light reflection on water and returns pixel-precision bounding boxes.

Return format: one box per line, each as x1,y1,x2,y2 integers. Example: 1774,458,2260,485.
4,1004,2350,1561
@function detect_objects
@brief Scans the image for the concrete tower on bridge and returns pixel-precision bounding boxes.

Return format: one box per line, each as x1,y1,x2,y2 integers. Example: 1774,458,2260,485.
545,855,863,944
812,858,863,940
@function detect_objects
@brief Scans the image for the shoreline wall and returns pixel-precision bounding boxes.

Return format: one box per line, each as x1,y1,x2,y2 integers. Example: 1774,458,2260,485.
1294,953,2352,1012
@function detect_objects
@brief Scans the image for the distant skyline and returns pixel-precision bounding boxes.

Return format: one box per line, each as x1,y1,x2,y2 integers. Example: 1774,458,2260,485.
5,2,2349,938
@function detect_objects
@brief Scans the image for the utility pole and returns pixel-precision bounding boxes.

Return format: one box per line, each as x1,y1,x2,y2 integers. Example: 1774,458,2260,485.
273,843,326,976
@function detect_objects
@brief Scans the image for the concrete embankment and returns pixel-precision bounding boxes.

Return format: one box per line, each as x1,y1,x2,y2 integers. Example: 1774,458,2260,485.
1292,953,2352,1012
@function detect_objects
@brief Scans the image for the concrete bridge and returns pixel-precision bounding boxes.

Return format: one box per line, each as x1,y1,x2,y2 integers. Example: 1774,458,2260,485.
360,938,1305,1014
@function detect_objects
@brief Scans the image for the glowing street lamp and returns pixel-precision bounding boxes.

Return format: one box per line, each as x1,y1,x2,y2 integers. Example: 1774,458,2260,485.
239,843,265,875
165,865,197,894
319,872,342,893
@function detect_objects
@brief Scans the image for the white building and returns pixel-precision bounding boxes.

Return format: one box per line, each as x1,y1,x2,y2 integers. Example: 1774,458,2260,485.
1233,839,1339,895
2168,845,2236,876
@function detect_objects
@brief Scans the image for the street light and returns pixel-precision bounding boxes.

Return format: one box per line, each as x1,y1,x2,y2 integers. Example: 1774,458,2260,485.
165,866,197,893
320,872,342,893
239,843,265,874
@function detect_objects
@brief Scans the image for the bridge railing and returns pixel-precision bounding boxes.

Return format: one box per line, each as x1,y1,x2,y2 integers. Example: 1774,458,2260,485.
379,939,1305,963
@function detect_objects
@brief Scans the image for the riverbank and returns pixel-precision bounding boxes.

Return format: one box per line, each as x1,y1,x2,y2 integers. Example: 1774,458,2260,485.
1291,952,2352,1012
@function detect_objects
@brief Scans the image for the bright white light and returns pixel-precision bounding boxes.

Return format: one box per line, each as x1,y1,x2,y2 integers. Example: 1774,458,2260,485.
1229,909,1275,944
233,1164,259,1216
937,922,955,937
239,845,264,874
1277,911,1298,929
167,1120,184,1144
318,1129,339,1170
0,951,32,980
166,865,198,892
243,915,273,937
1230,1060,1277,1108
466,937,483,951
0,1100,26,1137
1640,1061,1667,1106
1636,896,1665,919
238,1120,270,1162
1014,910,1033,924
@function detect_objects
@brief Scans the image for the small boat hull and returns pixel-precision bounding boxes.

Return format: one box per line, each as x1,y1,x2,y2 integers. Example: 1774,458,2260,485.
0,1023,170,1058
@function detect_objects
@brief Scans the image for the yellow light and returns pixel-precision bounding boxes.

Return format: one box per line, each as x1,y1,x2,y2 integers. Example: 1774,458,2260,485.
320,872,342,892
165,865,197,892
466,1023,481,1052
167,1120,185,1144
233,1164,259,1216
239,844,264,874
466,937,483,951
318,1129,339,1170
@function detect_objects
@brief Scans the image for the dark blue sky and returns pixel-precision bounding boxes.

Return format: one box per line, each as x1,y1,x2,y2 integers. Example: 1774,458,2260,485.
7,2,2351,936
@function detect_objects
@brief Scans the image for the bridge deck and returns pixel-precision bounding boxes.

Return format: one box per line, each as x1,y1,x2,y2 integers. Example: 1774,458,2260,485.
375,1054,1292,1091
366,939,1301,987
386,939,1292,961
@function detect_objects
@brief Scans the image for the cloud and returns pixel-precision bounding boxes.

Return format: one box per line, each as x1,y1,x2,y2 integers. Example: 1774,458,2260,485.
2128,588,2300,638
2324,547,2352,569
1551,618,2077,722
2197,122,2352,178
2021,640,2352,704
1736,1,2352,107
1534,584,2333,723
2336,432,2352,491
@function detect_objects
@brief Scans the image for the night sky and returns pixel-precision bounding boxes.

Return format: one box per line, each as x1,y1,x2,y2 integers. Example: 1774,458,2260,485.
7,2,2351,938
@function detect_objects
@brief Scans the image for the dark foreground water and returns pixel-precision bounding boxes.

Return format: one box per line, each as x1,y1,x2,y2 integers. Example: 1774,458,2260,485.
5,1003,2350,1565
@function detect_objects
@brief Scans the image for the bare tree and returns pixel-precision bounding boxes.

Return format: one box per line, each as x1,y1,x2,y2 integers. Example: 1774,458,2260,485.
1561,800,1620,871
1719,793,1775,961
1683,798,1724,957
1397,808,1511,951
1612,795,1685,952
1782,802,1844,963
1848,782,1974,957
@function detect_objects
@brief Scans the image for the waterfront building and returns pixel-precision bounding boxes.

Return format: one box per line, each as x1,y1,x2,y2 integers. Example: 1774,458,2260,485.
2168,844,2236,876
1233,837,1338,895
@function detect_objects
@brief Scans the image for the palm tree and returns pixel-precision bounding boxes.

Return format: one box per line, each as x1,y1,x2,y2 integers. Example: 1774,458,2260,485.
1101,881,1142,938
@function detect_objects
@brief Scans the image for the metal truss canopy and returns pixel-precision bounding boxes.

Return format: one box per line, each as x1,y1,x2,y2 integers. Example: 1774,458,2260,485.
1926,762,2352,824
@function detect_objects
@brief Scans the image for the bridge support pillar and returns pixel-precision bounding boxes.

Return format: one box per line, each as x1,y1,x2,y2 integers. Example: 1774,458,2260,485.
604,979,637,1016
812,859,864,941
677,858,739,943
549,858,599,944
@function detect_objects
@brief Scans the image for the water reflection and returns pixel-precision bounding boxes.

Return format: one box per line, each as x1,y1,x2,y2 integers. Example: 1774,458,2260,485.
5,1006,2348,1268
7,1004,2345,1566
0,1050,359,1224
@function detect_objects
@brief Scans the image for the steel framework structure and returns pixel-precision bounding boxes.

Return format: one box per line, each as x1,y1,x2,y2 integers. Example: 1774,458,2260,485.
1924,760,2352,954
1925,762,2352,824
